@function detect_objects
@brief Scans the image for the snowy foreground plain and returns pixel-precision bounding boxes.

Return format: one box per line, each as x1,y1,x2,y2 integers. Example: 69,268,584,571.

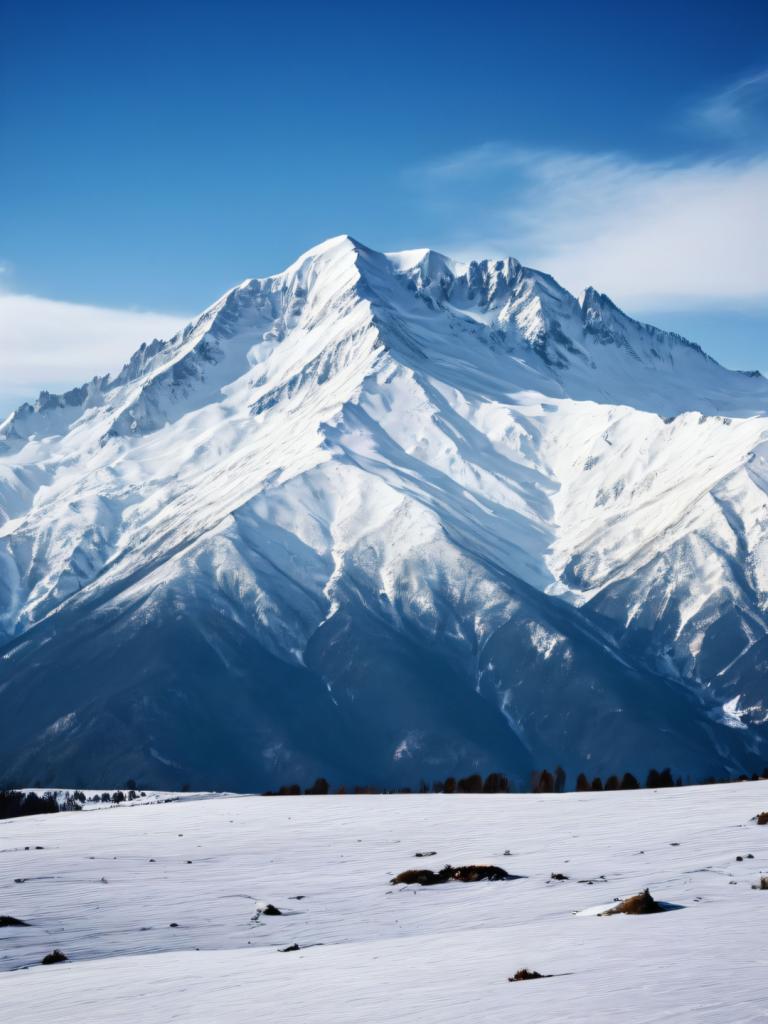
2,783,767,1023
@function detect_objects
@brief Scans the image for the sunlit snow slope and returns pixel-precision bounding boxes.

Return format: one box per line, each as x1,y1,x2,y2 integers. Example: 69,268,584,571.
1,236,767,787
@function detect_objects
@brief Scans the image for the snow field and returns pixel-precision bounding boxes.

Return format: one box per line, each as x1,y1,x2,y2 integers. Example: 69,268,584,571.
1,780,767,1022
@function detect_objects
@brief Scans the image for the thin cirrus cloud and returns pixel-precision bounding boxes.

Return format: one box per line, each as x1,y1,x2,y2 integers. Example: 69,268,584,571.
693,67,768,137
416,143,768,312
0,292,189,419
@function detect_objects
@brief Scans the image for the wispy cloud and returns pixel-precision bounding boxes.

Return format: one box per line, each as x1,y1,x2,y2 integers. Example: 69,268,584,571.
0,293,188,417
414,145,768,310
694,67,768,137
409,65,768,313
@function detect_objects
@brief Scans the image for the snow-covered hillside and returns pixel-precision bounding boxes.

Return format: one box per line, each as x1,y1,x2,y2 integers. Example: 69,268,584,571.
1,236,767,788
1,784,767,1022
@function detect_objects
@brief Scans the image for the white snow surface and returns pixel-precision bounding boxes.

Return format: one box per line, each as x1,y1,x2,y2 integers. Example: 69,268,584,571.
1,782,767,1022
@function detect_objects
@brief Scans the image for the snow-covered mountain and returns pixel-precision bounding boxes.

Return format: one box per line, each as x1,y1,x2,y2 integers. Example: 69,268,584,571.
1,235,767,789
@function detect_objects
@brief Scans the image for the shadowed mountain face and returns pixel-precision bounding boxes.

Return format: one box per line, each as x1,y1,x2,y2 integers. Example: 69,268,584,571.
1,236,767,789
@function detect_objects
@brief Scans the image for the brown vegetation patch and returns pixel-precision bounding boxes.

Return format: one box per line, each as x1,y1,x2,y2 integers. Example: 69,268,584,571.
599,889,666,916
752,876,768,890
391,864,515,886
391,868,448,886
451,865,512,882
756,811,768,825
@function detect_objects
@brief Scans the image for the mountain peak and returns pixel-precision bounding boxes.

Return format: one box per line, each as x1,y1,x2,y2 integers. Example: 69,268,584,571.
1,235,768,787
579,285,616,310
3,236,763,452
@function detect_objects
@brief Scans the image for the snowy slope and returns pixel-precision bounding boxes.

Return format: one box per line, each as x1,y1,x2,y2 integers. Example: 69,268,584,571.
1,236,767,788
1,784,768,1023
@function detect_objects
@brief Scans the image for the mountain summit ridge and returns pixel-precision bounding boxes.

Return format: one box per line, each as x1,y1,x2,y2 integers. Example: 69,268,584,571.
1,236,767,789
0,234,751,446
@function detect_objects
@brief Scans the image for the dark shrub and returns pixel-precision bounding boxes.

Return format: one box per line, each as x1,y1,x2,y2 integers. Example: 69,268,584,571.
41,950,67,965
510,969,545,981
0,915,28,927
550,872,568,881
533,770,554,794
483,772,509,794
591,777,603,792
443,777,456,794
620,773,639,790
646,767,675,788
112,791,125,804
752,877,768,890
605,775,619,791
575,773,590,792
261,904,282,915
457,774,483,794
756,811,768,825
305,778,329,796
600,889,666,916
554,766,566,793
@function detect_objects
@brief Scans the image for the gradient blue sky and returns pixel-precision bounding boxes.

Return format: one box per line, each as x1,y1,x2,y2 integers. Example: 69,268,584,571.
1,0,767,411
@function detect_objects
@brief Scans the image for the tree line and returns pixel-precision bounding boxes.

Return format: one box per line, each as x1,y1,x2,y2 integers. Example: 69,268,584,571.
0,785,147,819
265,764,768,796
0,789,82,819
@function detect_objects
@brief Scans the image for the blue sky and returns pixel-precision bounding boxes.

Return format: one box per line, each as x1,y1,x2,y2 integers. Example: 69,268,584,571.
1,0,767,411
